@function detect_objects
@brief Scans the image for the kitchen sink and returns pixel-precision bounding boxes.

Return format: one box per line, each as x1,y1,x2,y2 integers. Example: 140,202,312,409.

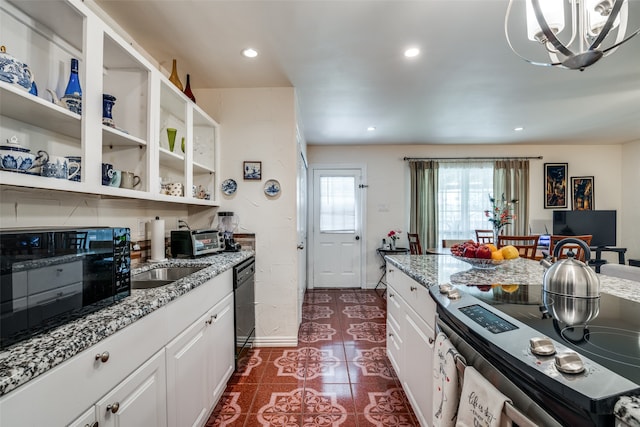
131,266,207,289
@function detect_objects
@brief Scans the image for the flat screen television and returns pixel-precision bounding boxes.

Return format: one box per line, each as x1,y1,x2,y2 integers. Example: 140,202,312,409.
552,210,617,247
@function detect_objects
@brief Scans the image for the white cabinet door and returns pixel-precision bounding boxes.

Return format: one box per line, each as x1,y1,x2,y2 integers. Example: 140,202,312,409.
403,306,435,427
386,284,404,377
67,407,97,427
166,311,211,427
166,291,235,427
97,350,167,427
207,293,235,407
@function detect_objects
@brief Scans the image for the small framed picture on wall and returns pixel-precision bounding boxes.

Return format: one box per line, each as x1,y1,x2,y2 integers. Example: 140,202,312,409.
243,161,262,180
571,176,594,210
544,163,568,209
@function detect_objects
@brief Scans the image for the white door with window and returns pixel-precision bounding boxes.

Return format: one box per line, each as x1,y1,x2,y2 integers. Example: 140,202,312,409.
310,167,363,288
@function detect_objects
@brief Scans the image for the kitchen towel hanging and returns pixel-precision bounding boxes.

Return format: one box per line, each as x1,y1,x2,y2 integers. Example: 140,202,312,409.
149,217,167,262
456,366,513,427
433,332,464,427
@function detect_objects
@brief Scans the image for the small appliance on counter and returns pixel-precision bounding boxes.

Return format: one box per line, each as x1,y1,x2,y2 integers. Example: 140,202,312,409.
170,228,224,258
0,227,130,349
217,211,242,252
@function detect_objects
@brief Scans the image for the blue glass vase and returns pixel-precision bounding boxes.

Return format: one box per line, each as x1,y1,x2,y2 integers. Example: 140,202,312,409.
64,58,82,97
102,94,116,127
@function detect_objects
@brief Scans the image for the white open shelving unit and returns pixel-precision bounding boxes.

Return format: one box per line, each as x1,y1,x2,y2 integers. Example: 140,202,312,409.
0,0,220,207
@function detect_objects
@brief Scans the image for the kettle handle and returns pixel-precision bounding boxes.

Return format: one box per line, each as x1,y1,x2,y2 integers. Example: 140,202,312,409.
552,238,591,261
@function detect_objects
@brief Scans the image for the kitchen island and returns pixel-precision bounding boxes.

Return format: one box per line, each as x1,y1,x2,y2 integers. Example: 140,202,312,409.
385,254,640,426
0,250,253,427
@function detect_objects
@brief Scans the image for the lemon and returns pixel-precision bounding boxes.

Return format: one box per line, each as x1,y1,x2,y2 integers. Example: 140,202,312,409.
501,284,520,293
491,250,504,261
485,243,498,253
500,245,520,260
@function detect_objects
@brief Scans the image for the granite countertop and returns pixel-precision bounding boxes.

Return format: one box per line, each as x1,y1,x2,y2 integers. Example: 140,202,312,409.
0,251,254,397
385,254,640,303
385,254,640,424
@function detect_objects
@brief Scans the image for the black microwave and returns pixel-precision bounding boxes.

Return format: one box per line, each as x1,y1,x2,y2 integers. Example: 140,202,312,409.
0,227,130,349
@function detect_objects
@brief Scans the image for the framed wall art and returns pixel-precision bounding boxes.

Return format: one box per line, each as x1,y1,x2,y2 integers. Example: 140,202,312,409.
243,161,262,180
544,163,568,209
571,176,594,210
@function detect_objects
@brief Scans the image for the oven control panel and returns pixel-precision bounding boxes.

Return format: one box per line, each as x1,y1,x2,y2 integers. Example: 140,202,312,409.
459,304,518,333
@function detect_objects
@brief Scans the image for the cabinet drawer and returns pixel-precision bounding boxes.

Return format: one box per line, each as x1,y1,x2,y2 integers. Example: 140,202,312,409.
0,305,168,427
165,269,233,339
389,269,436,329
27,260,83,294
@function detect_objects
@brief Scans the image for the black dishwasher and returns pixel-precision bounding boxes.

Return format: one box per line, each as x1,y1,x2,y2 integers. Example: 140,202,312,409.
233,257,255,367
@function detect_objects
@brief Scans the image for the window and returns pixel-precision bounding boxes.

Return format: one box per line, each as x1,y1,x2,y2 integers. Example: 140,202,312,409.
438,162,493,241
319,176,356,232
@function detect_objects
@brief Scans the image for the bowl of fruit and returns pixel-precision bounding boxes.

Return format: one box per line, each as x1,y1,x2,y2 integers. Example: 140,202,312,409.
450,241,519,269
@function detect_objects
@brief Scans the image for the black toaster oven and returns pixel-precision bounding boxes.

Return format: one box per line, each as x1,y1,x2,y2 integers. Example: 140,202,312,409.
170,229,224,258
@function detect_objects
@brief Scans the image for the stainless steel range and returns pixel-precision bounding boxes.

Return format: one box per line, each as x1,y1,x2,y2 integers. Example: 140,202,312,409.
432,283,640,426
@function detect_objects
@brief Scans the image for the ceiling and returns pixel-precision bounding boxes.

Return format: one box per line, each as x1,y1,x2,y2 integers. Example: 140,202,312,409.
94,0,640,146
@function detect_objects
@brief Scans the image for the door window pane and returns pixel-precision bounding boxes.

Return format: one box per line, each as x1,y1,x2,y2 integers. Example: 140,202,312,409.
319,176,356,232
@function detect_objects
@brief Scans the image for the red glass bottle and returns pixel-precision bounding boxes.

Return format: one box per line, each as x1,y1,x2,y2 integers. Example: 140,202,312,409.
183,74,196,103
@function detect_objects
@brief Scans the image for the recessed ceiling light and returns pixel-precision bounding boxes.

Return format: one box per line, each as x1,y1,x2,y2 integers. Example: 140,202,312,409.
404,47,420,58
241,48,258,58
514,127,524,131
367,126,376,132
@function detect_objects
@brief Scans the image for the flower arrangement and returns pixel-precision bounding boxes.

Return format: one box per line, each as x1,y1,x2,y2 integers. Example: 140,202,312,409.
485,194,518,235
387,230,401,248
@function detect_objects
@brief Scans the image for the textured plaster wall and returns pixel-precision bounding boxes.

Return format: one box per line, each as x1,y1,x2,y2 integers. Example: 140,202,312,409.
197,87,300,346
622,140,640,261
308,143,635,286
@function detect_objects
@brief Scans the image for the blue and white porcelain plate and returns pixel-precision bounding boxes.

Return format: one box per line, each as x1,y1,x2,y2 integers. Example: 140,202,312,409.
221,179,237,195
264,179,281,197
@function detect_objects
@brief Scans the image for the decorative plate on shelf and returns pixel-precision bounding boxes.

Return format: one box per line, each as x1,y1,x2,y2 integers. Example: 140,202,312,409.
451,254,508,270
264,179,281,197
221,179,237,195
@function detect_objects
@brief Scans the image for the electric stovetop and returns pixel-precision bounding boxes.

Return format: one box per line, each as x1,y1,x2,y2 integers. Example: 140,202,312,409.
463,284,640,386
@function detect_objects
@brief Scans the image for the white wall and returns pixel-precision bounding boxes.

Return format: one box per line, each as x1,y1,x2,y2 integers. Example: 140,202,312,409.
0,188,192,243
308,143,637,286
196,87,300,346
622,140,640,261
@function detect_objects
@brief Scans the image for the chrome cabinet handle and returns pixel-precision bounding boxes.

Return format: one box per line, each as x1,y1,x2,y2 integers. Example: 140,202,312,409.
428,337,434,344
84,423,98,427
95,351,110,363
206,314,218,325
389,293,394,298
388,268,394,272
106,402,120,414
388,333,393,338
410,286,417,291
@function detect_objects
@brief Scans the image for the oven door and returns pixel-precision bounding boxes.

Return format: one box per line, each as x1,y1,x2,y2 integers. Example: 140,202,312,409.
436,315,564,427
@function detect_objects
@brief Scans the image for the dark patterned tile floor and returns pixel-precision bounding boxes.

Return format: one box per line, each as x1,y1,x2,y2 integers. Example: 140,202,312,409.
205,289,419,426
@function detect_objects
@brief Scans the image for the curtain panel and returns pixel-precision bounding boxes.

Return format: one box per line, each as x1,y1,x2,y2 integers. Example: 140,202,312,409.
493,160,530,235
409,161,438,249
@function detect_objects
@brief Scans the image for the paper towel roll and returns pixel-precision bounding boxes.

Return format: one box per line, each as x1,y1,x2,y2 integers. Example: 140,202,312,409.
149,217,167,262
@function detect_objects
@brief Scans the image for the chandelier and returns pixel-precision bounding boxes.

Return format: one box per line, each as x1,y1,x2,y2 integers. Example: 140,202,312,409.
505,0,640,70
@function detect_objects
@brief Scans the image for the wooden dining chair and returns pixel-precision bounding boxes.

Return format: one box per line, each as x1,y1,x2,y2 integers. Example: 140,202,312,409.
442,239,467,248
548,235,593,262
408,233,422,255
497,235,540,259
475,229,494,244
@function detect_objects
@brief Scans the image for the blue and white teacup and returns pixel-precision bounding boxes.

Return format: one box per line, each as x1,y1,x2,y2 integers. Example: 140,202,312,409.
102,163,114,186
41,156,80,180
65,156,81,182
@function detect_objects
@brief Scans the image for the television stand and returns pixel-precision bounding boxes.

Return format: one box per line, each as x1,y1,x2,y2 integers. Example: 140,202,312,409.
590,246,627,265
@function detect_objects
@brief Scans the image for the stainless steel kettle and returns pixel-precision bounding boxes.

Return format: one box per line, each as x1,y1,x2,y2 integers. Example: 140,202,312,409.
540,238,600,298
540,238,600,326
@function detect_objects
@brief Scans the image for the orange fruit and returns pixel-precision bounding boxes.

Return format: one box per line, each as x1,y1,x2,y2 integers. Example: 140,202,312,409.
501,284,520,293
491,250,504,261
485,243,498,252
